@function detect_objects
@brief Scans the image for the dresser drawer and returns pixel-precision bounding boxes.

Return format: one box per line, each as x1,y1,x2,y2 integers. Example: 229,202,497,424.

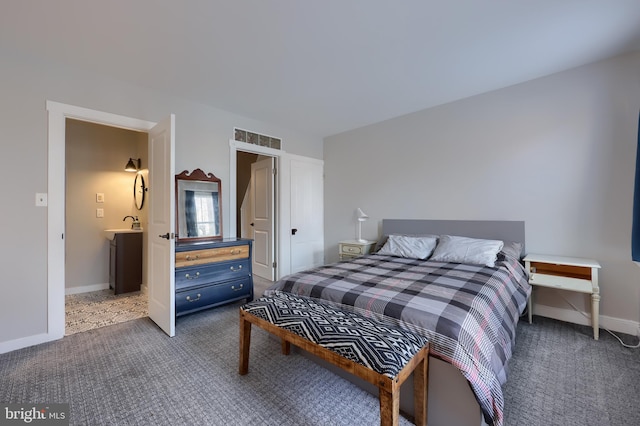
528,260,594,293
176,244,249,267
176,278,253,316
175,259,251,291
340,243,365,256
528,273,593,293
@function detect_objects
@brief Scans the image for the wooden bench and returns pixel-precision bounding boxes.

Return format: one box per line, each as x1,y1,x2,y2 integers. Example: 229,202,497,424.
238,293,429,426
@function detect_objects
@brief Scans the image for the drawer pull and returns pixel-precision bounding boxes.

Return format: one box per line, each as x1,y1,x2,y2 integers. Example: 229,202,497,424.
186,293,201,302
185,272,200,280
231,284,244,291
230,249,242,255
230,265,243,272
185,254,200,261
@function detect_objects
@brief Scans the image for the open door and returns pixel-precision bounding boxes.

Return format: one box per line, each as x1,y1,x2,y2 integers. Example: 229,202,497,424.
147,114,176,336
251,157,275,280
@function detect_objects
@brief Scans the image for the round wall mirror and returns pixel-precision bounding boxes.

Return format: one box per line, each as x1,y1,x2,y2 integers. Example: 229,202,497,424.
134,174,146,210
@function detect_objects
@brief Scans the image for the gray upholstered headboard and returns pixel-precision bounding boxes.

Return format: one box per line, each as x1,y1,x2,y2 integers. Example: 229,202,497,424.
381,219,525,252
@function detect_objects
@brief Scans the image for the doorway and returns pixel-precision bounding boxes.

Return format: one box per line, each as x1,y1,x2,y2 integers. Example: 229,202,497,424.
64,119,149,335
229,139,325,283
47,101,158,343
236,151,276,282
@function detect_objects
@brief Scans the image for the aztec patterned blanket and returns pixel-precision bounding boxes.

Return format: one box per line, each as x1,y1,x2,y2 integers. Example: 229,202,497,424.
265,253,531,426
241,292,429,378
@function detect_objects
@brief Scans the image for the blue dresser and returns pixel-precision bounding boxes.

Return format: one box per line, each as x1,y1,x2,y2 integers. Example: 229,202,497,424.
175,238,254,316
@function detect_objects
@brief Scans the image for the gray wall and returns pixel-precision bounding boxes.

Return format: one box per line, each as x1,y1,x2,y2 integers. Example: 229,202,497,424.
0,47,322,345
324,51,640,328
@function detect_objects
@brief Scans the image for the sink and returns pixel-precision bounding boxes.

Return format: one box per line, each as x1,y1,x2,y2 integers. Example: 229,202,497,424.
104,228,143,240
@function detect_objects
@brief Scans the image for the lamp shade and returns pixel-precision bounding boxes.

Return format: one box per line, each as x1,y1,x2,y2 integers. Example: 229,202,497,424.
125,158,139,172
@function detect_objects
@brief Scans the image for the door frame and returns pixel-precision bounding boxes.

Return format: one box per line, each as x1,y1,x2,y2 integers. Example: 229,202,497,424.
46,101,156,343
229,140,289,280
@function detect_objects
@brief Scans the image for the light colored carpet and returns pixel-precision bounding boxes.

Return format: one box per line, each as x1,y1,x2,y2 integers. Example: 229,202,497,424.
65,289,148,335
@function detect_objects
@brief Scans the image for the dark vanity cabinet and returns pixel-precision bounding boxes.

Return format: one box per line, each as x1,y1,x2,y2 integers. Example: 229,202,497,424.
109,232,143,295
175,238,254,316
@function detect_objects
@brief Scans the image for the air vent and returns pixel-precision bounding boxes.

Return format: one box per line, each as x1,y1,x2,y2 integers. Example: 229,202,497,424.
234,128,281,150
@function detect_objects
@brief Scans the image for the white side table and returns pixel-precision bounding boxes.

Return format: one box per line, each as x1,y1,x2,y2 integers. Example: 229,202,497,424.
339,240,376,260
524,253,601,339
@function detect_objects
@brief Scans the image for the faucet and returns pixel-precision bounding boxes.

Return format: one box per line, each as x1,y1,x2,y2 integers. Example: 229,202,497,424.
123,215,140,229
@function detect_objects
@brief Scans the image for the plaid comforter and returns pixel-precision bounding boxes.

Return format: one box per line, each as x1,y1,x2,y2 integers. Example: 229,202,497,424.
264,254,531,426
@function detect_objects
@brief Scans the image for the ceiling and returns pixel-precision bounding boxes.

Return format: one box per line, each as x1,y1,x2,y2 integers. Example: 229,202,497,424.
2,0,640,138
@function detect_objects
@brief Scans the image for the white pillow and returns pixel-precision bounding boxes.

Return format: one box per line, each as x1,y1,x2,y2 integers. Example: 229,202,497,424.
430,235,504,267
377,234,438,259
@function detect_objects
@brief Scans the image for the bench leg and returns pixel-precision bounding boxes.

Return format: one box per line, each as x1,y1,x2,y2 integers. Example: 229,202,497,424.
281,338,291,355
379,388,400,426
239,313,252,375
413,356,428,426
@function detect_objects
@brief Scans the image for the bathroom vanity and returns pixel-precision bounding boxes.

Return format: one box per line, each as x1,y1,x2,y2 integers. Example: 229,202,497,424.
107,230,143,295
173,169,254,316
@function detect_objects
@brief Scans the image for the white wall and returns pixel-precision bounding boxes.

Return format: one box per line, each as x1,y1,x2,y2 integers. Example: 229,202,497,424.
324,52,640,331
0,47,322,346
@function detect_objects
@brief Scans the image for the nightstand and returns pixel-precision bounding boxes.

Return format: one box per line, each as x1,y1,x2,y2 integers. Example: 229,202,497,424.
524,253,601,339
339,240,376,260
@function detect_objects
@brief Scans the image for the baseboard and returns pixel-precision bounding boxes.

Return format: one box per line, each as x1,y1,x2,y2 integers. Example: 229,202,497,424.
65,283,110,295
533,304,640,336
0,332,61,355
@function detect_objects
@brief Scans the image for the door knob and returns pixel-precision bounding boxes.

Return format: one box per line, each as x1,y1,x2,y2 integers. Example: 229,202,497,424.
159,233,171,240
250,222,255,227
291,228,298,235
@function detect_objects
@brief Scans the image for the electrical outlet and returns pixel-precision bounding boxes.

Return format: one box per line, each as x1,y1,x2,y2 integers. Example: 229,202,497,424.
96,208,104,218
96,193,104,203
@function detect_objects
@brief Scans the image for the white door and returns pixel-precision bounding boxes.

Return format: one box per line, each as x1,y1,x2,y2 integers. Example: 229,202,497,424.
290,157,324,273
147,114,176,336
251,157,275,280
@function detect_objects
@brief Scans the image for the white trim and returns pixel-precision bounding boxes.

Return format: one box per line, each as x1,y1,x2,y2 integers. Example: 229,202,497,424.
533,304,640,336
230,139,285,158
285,151,324,165
65,283,110,295
44,101,156,351
0,333,56,355
46,101,155,132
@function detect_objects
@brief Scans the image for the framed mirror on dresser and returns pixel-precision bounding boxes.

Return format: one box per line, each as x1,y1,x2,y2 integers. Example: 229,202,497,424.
175,168,222,242
174,169,253,317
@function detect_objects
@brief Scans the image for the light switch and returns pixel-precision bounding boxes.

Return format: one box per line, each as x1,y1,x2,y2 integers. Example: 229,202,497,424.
96,193,104,203
35,193,48,207
96,208,104,218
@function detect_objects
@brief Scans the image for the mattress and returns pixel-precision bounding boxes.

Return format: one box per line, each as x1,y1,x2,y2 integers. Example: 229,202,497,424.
265,253,531,426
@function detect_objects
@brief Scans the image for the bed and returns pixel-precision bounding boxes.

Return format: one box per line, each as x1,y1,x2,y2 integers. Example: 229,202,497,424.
264,219,531,426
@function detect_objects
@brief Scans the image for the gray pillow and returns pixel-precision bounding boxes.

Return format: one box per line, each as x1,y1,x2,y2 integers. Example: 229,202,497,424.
500,241,524,260
374,233,438,253
377,235,438,259
430,235,504,267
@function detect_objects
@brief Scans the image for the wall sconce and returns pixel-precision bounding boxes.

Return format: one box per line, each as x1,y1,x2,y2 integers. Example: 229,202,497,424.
125,158,141,172
356,208,369,243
